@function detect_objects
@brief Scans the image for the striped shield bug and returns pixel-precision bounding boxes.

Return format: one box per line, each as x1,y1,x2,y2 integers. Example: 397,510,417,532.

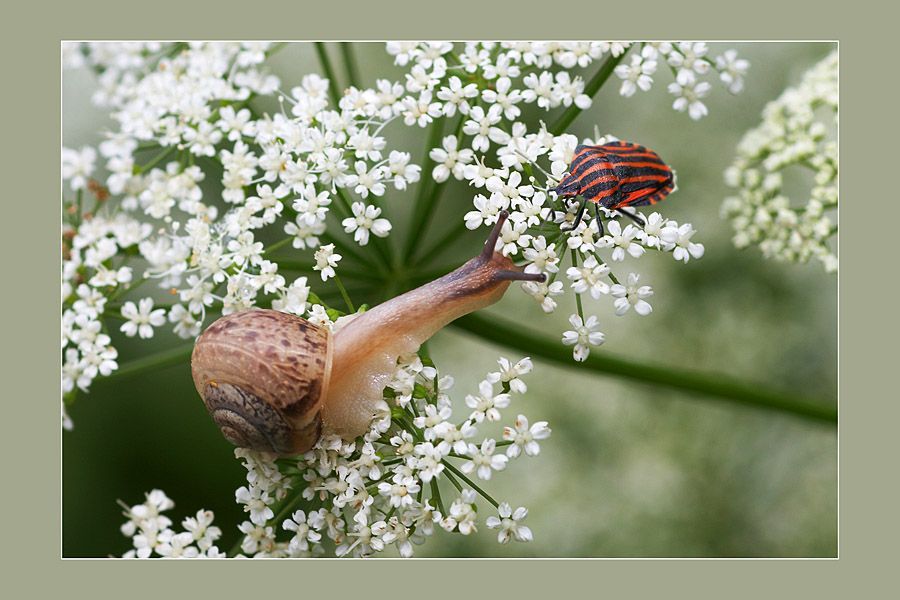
553,140,676,235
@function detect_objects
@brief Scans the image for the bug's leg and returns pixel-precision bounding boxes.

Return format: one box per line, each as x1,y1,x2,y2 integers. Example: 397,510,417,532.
594,203,605,237
561,198,587,231
617,208,646,228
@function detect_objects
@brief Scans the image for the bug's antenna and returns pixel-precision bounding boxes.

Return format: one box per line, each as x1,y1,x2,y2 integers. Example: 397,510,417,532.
616,208,647,228
514,149,557,184
560,198,589,232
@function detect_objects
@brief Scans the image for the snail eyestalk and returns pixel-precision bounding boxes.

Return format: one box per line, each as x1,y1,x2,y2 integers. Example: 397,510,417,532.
323,211,544,438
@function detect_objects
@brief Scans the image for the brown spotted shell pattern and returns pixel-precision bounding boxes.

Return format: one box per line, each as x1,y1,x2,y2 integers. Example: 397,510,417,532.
190,309,332,456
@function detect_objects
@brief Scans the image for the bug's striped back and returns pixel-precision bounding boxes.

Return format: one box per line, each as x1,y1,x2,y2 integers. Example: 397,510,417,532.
553,140,675,210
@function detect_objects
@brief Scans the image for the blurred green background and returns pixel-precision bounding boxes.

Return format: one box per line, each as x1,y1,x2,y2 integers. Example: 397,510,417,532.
63,42,836,557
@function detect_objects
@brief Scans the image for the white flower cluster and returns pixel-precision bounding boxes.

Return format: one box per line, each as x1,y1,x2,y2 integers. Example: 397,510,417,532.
722,50,837,272
61,42,424,422
120,355,549,557
384,42,719,362
119,489,224,558
61,210,154,427
613,42,750,120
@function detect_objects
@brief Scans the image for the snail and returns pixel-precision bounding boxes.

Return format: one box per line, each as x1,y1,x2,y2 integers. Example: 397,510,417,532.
190,211,545,457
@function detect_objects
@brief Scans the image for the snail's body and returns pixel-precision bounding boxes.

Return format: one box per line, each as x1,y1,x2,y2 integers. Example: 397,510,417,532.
325,244,521,437
191,212,543,456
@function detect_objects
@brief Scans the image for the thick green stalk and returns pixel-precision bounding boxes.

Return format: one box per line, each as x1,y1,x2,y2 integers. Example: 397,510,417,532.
451,313,837,425
402,119,448,263
412,214,471,268
314,43,342,106
321,231,385,275
136,145,176,174
95,307,834,424
340,42,361,89
549,51,629,136
96,344,193,384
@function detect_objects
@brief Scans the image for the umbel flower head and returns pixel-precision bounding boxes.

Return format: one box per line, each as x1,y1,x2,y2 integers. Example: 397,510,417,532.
722,50,837,273
61,41,749,557
119,355,550,558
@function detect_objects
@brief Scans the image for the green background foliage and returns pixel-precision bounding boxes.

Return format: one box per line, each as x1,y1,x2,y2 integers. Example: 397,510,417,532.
63,42,836,557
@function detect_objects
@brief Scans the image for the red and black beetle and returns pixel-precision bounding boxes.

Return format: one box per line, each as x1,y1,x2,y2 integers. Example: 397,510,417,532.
553,140,675,234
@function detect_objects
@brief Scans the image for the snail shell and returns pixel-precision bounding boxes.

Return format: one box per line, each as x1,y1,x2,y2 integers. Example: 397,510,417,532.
190,309,332,456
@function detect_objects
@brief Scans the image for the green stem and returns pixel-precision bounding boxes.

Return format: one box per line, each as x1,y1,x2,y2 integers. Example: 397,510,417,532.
136,145,177,174
412,215,471,269
314,43,342,107
430,479,446,515
75,189,83,226
334,275,356,313
402,118,448,264
263,236,294,256
321,231,384,274
571,249,584,319
549,51,629,136
451,313,837,425
443,469,464,493
340,42,361,89
441,459,499,508
95,344,194,384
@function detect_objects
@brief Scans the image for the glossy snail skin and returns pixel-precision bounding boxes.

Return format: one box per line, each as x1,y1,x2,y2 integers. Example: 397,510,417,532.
191,211,544,456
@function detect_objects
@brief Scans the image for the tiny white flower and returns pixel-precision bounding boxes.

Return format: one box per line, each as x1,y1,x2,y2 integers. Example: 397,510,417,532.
521,279,564,313
465,194,505,230
377,475,420,509
346,161,386,199
486,357,533,394
503,414,551,458
610,273,654,316
661,222,705,262
442,489,478,535
463,104,505,153
313,244,342,281
461,438,508,480
668,79,712,121
614,54,657,97
596,220,645,261
561,314,605,362
716,49,750,94
282,509,323,556
465,380,511,423
486,503,533,544
342,201,392,246
235,485,274,526
62,146,97,190
120,298,166,339
430,135,474,182
566,255,611,299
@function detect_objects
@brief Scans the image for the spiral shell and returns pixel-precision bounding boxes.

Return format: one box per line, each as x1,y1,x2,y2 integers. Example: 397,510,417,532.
190,309,332,456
